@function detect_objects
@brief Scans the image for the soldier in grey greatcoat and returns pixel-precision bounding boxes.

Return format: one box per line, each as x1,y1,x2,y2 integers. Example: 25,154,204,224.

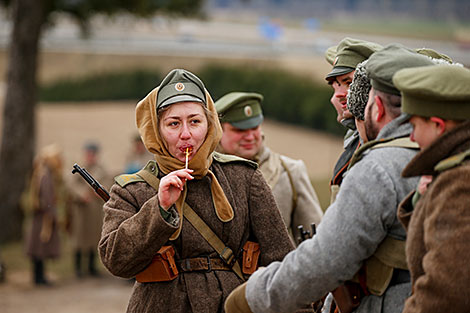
215,92,323,244
224,45,443,313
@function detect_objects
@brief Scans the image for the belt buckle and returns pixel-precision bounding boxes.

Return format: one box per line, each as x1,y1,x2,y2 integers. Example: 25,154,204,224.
202,255,212,273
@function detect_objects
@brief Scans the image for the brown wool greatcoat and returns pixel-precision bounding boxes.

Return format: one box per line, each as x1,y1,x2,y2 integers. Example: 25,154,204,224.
26,168,61,260
99,160,295,313
398,120,470,312
69,162,109,251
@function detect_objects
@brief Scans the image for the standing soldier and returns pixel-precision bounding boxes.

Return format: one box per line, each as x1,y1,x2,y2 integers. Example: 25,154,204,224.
124,133,154,174
215,92,323,244
394,65,470,312
68,142,109,277
224,44,440,313
25,144,64,285
324,38,383,203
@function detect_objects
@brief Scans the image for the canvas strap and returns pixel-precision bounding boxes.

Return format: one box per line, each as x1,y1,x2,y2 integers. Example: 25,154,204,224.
136,168,245,281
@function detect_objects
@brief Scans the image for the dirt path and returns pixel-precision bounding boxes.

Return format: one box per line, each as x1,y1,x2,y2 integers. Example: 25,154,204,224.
0,271,132,313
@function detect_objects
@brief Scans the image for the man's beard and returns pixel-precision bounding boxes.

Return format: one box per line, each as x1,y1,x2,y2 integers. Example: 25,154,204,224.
365,105,379,141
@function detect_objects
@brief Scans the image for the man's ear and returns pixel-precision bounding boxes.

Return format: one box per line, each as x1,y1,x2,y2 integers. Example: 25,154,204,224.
430,117,446,136
374,95,385,122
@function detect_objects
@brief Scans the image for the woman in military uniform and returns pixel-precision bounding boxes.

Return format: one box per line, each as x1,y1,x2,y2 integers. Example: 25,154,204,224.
99,69,294,313
25,144,64,285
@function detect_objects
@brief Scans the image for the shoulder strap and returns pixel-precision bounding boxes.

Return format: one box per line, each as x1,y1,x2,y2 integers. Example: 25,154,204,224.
183,203,245,281
135,162,245,281
279,157,298,210
434,149,470,172
373,236,408,270
349,136,419,170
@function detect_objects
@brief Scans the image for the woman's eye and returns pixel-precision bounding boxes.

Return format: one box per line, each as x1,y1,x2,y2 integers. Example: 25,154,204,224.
168,121,179,127
191,119,200,125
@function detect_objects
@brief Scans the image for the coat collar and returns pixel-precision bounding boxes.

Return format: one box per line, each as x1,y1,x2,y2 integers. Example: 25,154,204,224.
402,120,470,177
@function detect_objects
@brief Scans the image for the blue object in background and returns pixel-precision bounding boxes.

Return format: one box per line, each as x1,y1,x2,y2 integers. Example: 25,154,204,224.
304,18,320,32
259,17,283,41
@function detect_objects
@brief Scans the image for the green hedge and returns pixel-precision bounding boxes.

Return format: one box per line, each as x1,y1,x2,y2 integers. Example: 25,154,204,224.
39,70,163,102
39,66,344,135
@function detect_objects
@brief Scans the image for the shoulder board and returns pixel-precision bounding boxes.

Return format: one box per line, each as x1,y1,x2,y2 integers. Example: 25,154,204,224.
349,137,418,170
212,151,258,169
114,160,159,187
114,173,145,187
434,149,470,172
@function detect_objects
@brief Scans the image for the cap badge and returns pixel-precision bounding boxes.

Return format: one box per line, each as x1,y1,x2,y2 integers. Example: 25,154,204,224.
244,105,253,117
175,82,185,92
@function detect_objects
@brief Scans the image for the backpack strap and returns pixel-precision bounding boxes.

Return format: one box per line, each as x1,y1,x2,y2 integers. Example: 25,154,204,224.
183,203,245,281
135,160,245,281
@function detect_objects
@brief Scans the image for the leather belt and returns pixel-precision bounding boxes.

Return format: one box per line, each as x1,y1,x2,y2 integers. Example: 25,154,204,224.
177,256,232,272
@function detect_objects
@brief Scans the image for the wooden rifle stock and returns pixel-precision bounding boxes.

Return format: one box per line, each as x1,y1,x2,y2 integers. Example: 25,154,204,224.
71,163,110,202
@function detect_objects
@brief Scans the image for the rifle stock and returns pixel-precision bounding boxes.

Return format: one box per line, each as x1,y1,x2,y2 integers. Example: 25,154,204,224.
72,163,110,202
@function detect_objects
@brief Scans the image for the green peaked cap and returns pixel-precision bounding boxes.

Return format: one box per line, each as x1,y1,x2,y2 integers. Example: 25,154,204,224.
215,92,264,130
394,64,470,120
156,69,206,110
325,37,383,81
365,43,436,96
324,45,337,66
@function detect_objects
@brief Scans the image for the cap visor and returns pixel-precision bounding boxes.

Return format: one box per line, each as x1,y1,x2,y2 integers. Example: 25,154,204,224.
159,95,204,109
325,66,355,81
230,114,264,130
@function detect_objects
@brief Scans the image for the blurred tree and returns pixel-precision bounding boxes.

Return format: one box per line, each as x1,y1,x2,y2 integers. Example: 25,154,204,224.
0,0,204,243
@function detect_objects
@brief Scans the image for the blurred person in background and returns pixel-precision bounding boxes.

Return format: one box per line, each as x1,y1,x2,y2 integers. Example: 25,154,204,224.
215,92,323,244
68,142,109,278
25,144,65,286
124,133,153,174
99,69,296,312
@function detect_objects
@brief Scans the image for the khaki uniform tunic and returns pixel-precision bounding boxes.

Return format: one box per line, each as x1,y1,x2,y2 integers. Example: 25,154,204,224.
257,146,323,243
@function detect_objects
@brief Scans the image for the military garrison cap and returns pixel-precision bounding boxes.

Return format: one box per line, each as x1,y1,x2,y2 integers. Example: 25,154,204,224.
325,38,383,81
365,44,436,96
415,48,453,63
156,69,206,110
215,92,264,129
393,65,470,120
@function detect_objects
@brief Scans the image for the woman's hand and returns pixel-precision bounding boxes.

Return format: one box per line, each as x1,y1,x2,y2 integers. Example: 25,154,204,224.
158,169,194,209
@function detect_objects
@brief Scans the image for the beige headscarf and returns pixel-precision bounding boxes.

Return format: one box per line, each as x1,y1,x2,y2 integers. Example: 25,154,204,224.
136,86,234,240
30,144,63,211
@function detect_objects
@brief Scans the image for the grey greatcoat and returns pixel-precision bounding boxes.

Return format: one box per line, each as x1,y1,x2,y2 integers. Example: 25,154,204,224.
398,120,470,313
99,159,294,313
257,147,323,243
245,114,419,313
